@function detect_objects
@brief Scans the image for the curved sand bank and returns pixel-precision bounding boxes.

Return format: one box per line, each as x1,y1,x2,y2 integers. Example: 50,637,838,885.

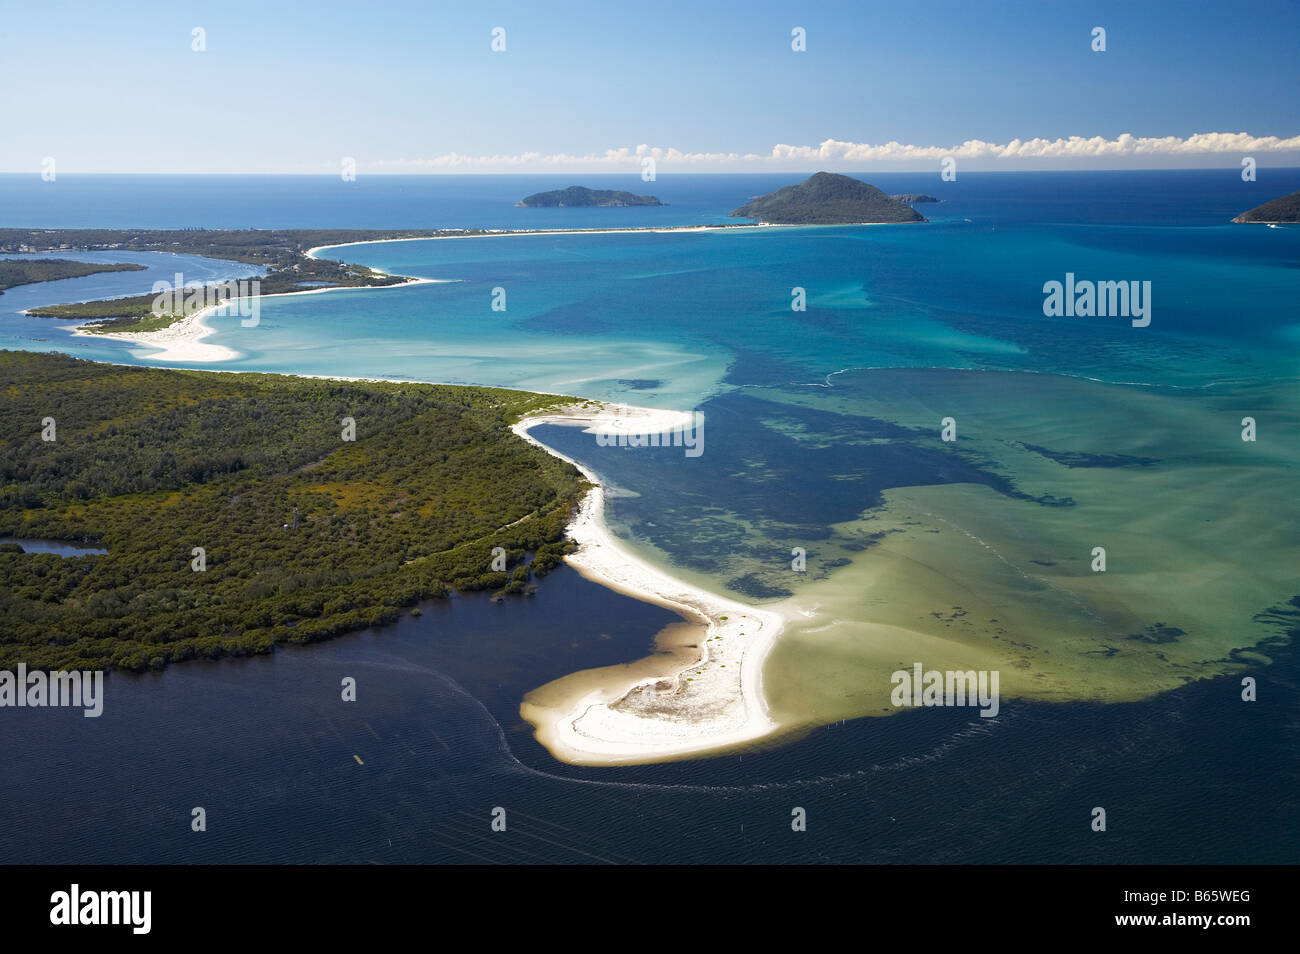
303,226,748,260
513,402,786,766
304,222,909,260
66,276,442,364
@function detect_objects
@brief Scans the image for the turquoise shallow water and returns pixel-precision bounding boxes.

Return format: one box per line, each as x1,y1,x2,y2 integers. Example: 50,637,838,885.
4,172,1298,609
148,217,1300,401
5,170,1298,403
1,171,1297,862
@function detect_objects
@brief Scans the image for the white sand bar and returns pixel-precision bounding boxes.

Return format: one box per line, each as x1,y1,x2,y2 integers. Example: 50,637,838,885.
67,278,442,364
513,402,785,765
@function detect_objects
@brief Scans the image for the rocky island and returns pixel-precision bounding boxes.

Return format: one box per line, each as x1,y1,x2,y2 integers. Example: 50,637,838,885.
516,186,664,207
731,172,925,224
1233,189,1300,223
890,193,942,204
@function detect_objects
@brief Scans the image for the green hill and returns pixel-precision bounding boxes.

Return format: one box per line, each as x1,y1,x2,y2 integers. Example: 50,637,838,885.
731,172,925,224
1233,190,1300,223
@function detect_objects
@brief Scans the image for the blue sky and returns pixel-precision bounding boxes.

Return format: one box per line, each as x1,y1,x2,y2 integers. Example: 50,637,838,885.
1,0,1296,173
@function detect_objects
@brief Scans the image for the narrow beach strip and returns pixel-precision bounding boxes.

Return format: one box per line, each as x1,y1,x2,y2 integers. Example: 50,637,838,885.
301,224,758,259
48,236,788,765
513,402,786,766
66,276,443,364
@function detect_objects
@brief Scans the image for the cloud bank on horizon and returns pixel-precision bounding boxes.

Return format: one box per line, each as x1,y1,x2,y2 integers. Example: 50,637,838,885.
371,132,1300,173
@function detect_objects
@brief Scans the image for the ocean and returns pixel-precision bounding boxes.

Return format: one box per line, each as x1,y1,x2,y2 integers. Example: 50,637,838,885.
0,170,1296,863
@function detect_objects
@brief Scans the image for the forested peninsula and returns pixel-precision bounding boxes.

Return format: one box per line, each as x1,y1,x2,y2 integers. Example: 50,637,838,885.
0,351,588,671
3,226,706,332
0,259,145,294
3,228,455,332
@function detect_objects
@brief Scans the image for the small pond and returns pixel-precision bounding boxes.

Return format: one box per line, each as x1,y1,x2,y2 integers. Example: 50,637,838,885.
0,537,108,556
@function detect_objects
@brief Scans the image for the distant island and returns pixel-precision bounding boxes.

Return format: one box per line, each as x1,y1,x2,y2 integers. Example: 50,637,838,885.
731,172,925,224
517,186,664,208
890,194,942,204
1233,189,1300,223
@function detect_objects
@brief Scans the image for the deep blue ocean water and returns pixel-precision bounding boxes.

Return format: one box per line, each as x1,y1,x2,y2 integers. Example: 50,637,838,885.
0,171,1296,863
1,567,1294,864
0,169,1292,230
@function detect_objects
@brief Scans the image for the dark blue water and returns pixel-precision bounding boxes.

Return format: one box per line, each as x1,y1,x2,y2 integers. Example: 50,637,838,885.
3,170,1295,229
1,565,1294,864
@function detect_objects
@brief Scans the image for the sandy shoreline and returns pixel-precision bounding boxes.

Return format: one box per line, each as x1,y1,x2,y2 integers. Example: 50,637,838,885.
302,225,753,259
303,220,917,259
512,402,786,765
43,237,790,765
95,224,847,363
66,275,443,364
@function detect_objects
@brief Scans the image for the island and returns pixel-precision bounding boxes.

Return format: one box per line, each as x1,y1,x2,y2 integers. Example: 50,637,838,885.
1233,189,1300,223
0,259,144,294
889,193,942,204
730,172,926,224
516,186,664,207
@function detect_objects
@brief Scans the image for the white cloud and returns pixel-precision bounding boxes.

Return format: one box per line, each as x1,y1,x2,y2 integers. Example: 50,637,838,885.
370,132,1300,172
772,132,1300,161
372,144,766,169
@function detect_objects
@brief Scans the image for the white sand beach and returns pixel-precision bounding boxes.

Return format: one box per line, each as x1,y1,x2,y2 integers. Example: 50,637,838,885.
513,402,786,765
56,240,789,765
302,224,753,260
303,220,911,263
67,277,442,364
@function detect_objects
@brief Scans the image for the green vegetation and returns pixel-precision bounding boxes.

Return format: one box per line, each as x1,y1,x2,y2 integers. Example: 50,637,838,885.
4,228,461,332
9,225,746,333
0,228,468,266
1233,189,1300,223
27,295,185,331
730,172,925,224
0,351,588,672
0,259,144,294
516,186,663,207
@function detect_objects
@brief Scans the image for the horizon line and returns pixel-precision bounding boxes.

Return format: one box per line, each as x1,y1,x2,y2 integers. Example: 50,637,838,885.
4,165,1300,177
8,132,1299,177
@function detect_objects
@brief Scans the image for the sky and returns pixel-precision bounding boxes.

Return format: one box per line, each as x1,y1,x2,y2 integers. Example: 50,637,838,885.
1,0,1297,174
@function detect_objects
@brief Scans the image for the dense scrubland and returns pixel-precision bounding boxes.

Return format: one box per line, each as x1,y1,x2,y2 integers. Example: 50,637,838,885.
0,258,144,293
0,351,586,671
